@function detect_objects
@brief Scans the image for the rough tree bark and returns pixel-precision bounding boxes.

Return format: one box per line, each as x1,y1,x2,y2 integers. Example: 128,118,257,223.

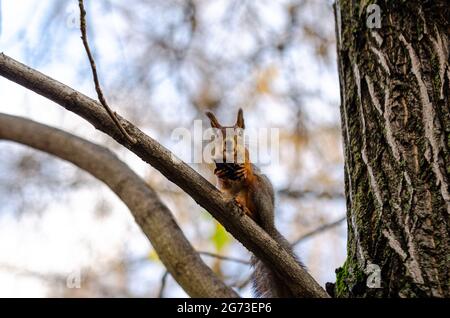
333,0,449,297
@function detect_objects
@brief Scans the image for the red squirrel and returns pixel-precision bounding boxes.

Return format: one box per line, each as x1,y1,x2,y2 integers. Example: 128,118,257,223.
206,108,303,297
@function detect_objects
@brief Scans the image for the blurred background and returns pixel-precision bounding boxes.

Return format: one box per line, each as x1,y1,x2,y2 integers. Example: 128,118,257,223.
0,0,345,297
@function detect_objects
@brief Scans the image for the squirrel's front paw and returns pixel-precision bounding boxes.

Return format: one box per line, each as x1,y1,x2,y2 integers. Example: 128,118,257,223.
233,197,245,213
234,166,247,180
214,167,227,178
233,197,253,218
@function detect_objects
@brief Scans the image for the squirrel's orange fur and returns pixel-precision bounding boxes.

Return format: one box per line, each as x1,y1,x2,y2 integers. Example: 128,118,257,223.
206,108,304,298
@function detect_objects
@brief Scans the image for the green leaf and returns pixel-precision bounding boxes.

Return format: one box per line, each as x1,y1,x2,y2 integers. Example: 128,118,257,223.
147,249,160,262
211,223,231,251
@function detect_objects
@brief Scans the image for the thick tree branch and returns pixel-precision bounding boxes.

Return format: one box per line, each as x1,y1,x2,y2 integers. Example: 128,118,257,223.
0,113,237,298
0,53,328,297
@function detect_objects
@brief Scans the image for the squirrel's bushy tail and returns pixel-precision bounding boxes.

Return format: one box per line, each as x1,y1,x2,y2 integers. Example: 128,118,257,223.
251,229,304,298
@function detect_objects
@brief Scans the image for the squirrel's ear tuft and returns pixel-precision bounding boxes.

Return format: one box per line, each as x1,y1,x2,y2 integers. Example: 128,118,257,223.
206,111,221,128
236,108,245,129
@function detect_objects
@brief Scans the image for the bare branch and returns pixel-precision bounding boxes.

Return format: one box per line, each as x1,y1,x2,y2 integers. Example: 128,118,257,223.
0,53,329,297
0,113,237,298
158,271,170,298
232,274,253,290
279,188,345,200
292,216,346,246
199,251,250,265
129,251,250,266
78,0,136,144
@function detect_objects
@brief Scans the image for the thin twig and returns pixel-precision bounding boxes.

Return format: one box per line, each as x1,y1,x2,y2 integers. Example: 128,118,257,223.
232,274,253,290
292,216,346,246
158,271,170,298
129,251,250,266
78,0,136,144
198,251,250,265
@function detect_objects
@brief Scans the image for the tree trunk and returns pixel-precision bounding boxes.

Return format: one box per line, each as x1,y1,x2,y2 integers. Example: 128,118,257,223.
333,0,450,297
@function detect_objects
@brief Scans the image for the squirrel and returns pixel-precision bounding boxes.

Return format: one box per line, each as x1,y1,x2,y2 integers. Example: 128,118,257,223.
205,108,303,298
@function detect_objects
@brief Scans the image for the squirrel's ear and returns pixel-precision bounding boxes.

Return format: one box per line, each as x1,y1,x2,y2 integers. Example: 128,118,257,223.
236,108,245,129
206,111,221,128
